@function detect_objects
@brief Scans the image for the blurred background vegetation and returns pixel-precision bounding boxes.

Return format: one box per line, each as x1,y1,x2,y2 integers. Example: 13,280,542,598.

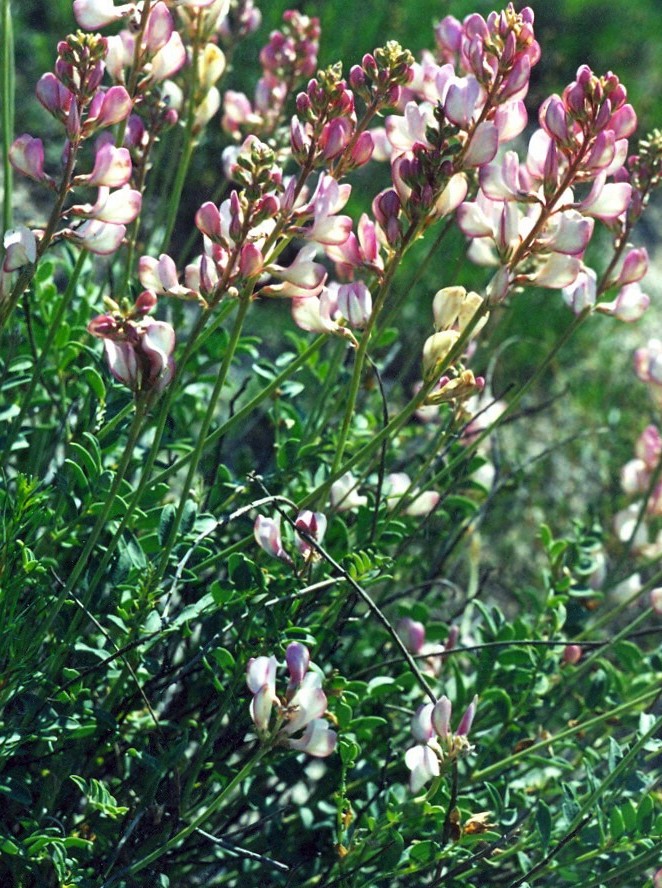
6,0,662,588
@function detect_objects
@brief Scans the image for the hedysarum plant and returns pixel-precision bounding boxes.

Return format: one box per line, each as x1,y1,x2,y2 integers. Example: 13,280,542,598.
1,2,662,886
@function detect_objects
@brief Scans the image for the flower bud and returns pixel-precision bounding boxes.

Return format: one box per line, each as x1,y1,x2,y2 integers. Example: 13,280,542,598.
431,696,452,739
285,642,310,686
337,281,372,329
562,644,582,665
397,618,426,654
456,695,477,736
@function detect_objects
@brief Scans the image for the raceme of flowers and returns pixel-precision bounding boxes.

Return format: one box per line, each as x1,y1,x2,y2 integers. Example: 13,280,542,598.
246,642,337,757
4,0,660,796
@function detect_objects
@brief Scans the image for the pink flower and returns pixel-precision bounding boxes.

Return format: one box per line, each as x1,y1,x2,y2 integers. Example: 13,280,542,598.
329,472,367,512
634,339,662,387
262,245,327,298
386,101,434,155
246,655,278,732
65,219,126,255
70,186,142,225
577,174,632,224
73,0,136,30
3,226,37,272
9,135,51,184
139,253,197,300
337,281,372,328
596,282,649,322
254,514,292,563
89,312,175,394
83,86,133,134
76,143,132,188
562,267,597,314
563,644,582,665
35,73,72,121
291,286,348,339
384,473,440,517
294,509,327,560
246,644,337,757
144,1,174,54
149,31,187,82
326,213,384,278
614,247,648,286
397,618,426,655
286,642,310,689
636,426,662,469
301,175,352,247
405,694,478,792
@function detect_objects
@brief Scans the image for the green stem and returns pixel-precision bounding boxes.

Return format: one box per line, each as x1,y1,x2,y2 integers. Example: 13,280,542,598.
567,605,653,689
331,229,416,474
115,0,152,147
567,710,662,835
578,845,661,888
471,686,658,782
155,296,252,581
1,0,14,236
2,250,87,459
116,746,267,881
300,298,493,510
37,400,148,650
150,335,325,489
159,14,203,254
96,402,135,442
81,301,242,597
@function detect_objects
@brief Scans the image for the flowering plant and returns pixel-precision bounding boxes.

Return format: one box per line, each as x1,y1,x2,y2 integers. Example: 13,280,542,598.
1,2,661,886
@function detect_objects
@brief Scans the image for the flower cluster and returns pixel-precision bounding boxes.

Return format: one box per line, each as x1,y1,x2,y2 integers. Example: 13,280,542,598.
223,10,318,140
87,292,175,396
421,286,487,405
405,695,478,792
8,31,138,260
254,509,327,564
398,618,458,678
246,643,337,757
458,63,637,300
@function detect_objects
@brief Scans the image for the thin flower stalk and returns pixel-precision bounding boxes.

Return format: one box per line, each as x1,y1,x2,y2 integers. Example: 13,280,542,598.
29,398,149,655
2,250,87,461
159,9,205,252
115,745,269,882
1,0,14,235
154,292,252,582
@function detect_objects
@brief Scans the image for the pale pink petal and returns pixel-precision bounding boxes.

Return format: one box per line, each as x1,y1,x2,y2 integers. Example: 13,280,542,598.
73,0,135,29
69,219,126,254
405,744,440,792
287,719,337,757
85,144,132,187
250,684,275,732
457,201,494,237
533,253,581,289
431,696,452,738
464,121,498,167
411,703,435,743
543,211,594,255
150,32,187,82
246,655,278,695
434,173,468,217
495,100,528,142
579,175,632,223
